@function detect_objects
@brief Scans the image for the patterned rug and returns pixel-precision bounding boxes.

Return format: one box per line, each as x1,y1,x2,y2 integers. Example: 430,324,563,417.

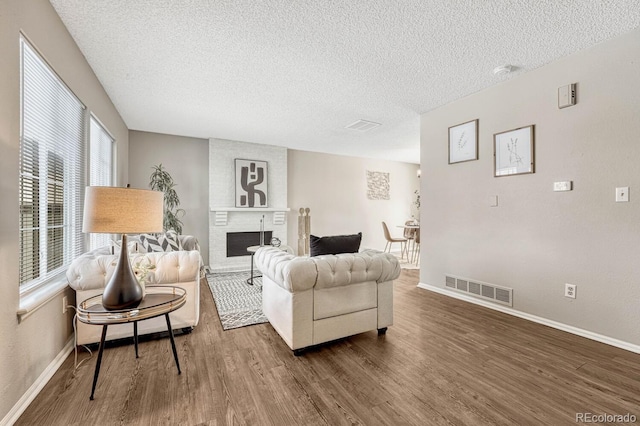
205,271,268,330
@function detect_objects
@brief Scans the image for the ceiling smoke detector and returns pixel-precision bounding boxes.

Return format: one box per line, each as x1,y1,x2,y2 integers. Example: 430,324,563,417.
493,65,514,75
345,119,381,132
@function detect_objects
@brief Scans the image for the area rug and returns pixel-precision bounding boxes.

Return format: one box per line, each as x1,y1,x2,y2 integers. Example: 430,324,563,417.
390,251,420,270
205,271,268,330
396,254,419,270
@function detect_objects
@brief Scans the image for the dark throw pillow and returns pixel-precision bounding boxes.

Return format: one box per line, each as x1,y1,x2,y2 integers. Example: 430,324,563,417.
309,232,362,257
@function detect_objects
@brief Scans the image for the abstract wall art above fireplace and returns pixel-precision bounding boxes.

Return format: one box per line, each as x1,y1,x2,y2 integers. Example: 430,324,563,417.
235,159,268,208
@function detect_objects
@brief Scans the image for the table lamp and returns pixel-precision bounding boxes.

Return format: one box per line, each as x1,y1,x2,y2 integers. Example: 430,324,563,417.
82,186,163,310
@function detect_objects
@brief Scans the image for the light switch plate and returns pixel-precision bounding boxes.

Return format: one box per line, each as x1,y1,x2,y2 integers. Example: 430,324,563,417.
489,195,498,207
616,187,629,202
553,181,572,191
558,83,576,109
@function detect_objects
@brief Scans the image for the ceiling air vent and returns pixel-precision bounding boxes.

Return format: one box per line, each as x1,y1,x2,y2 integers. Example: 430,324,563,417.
345,119,381,132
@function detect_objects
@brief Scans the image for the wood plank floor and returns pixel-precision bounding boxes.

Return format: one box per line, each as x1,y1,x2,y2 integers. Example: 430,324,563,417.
16,270,640,425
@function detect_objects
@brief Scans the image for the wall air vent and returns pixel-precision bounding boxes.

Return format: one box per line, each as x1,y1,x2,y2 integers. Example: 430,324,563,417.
495,288,511,304
345,119,381,132
444,274,513,307
456,279,468,292
468,281,481,295
445,275,456,289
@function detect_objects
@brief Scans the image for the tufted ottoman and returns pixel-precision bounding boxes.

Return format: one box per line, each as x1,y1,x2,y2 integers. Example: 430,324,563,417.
67,248,201,345
254,247,401,354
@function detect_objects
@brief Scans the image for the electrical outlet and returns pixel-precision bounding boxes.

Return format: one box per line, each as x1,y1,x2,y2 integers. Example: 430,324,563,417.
564,283,577,299
62,296,68,314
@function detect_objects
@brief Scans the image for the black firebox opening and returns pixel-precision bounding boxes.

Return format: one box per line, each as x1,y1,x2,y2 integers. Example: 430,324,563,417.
226,231,273,257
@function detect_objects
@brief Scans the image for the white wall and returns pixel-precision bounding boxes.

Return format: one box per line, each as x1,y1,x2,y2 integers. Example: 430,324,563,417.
0,0,129,421
128,130,210,261
420,28,640,347
288,149,420,253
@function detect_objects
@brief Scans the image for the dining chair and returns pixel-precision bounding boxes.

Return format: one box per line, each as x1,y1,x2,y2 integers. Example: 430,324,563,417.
382,221,407,259
403,220,417,259
412,228,420,265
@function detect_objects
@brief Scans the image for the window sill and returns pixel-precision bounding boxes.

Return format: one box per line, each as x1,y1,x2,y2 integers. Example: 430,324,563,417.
17,277,69,322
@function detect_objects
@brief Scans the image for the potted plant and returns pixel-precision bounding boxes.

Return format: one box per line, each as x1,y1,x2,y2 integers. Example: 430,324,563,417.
149,164,185,234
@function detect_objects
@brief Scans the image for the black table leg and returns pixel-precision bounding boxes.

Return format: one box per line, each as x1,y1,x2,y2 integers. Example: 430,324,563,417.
90,325,108,400
134,322,139,358
247,252,255,285
165,314,181,374
246,252,262,285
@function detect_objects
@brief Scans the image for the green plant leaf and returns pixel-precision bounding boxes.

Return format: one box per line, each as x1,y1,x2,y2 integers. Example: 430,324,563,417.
149,164,184,234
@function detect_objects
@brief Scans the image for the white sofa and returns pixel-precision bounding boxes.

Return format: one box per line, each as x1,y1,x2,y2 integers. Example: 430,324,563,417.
254,246,401,354
66,235,202,345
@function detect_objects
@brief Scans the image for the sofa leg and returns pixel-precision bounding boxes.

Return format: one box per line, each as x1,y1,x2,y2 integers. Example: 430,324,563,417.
181,327,193,335
293,348,305,356
377,327,388,336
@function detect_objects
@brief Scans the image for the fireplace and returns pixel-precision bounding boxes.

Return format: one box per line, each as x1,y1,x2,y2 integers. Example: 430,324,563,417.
209,138,288,271
226,231,273,257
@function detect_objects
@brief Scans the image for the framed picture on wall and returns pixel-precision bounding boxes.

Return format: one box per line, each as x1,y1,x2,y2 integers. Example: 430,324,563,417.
235,159,268,207
448,119,478,164
494,125,535,177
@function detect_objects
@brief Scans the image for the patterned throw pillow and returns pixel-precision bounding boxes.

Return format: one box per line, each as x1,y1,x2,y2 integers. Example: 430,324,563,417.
110,239,140,254
139,231,181,252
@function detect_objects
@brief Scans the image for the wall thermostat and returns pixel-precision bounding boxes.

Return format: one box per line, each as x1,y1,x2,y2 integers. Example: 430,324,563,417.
558,83,576,109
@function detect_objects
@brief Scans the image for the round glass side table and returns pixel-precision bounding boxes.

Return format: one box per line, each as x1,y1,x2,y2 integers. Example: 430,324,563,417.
77,285,187,400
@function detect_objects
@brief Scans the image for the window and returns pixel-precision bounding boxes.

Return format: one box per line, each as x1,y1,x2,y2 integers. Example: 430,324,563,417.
19,37,86,290
89,116,114,250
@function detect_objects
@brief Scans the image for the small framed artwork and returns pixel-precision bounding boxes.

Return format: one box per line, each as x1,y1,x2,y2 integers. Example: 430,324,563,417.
448,119,478,164
235,159,268,207
366,170,390,200
494,125,535,177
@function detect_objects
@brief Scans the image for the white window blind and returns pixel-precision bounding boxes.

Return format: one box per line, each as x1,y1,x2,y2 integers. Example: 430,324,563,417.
19,37,86,289
89,116,114,250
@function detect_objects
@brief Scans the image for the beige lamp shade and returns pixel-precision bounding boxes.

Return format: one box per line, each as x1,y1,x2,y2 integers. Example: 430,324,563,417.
82,186,164,234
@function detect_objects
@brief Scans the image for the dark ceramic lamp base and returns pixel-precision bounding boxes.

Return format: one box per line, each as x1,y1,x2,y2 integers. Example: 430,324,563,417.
102,234,143,310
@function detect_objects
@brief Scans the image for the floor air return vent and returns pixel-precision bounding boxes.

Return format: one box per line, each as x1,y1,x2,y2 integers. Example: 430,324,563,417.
445,274,513,307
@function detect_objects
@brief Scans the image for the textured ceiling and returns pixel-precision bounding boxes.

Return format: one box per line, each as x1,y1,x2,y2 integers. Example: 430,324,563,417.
50,1,640,164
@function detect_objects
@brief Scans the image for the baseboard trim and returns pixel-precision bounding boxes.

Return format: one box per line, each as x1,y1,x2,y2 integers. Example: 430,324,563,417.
1,338,74,426
417,282,640,354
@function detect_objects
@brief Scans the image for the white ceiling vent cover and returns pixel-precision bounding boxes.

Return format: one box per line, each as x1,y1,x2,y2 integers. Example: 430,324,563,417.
444,274,513,307
345,119,381,132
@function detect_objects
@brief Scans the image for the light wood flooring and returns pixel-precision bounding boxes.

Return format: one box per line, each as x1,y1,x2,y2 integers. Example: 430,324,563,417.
16,270,640,425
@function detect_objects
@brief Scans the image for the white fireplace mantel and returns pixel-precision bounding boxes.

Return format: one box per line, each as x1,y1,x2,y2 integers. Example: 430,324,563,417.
211,207,290,226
